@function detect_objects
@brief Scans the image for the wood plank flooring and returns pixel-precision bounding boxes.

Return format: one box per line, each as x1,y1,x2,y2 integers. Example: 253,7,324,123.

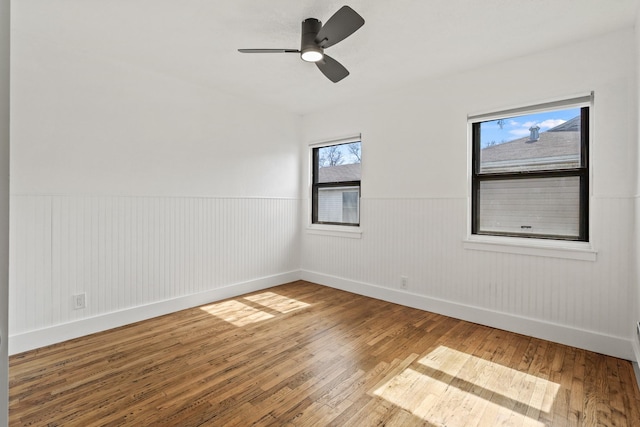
9,281,640,426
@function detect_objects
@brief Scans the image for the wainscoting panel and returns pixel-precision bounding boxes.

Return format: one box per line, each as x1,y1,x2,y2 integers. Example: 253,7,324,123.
10,195,300,340
302,197,634,358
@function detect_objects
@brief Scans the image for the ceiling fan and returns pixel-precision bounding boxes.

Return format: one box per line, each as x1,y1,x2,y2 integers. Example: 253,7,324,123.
238,6,365,83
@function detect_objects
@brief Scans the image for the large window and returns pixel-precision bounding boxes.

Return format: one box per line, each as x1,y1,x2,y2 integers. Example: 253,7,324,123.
471,97,590,241
312,140,361,226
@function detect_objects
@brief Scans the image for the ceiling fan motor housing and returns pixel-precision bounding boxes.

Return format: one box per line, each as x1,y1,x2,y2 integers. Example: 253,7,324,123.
300,18,323,62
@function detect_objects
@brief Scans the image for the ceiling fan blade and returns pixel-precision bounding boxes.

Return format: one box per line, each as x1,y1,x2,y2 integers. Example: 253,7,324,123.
316,54,349,83
238,49,299,53
315,6,365,48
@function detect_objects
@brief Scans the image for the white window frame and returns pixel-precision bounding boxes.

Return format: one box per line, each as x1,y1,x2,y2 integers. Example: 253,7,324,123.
307,134,363,238
464,94,597,261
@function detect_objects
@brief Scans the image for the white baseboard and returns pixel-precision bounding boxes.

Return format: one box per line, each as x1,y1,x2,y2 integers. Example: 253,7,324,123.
9,271,302,355
302,270,636,361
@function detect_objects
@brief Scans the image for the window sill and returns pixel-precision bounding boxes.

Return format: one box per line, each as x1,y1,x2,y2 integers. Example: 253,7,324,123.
463,235,596,261
306,224,362,239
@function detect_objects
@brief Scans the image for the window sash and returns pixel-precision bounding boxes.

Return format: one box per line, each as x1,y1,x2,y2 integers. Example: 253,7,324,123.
474,175,586,239
313,185,361,225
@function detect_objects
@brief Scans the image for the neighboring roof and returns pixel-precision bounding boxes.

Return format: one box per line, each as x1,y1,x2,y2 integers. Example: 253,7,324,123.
547,116,581,132
481,116,581,171
318,163,361,183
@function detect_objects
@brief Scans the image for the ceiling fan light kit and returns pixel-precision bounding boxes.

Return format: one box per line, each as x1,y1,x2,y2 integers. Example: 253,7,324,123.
300,18,324,62
238,5,365,82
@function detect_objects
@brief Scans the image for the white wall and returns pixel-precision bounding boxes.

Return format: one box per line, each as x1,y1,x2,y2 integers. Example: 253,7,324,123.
301,29,638,360
9,28,302,353
0,0,9,421
11,34,300,198
634,8,640,364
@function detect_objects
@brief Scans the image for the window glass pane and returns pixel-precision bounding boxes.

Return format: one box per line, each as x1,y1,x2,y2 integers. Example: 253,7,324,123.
479,108,581,174
342,191,359,224
317,186,360,224
478,176,580,238
317,142,361,183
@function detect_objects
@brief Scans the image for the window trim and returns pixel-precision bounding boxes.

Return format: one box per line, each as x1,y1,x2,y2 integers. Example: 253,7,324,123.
308,135,362,231
463,235,597,261
468,94,592,243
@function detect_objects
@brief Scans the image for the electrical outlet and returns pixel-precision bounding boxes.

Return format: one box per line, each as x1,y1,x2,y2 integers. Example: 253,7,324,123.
73,293,86,310
400,276,408,290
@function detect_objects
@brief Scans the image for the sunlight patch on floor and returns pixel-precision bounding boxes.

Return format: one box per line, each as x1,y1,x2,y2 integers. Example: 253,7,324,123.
199,292,310,326
200,299,274,327
373,345,559,426
244,291,311,313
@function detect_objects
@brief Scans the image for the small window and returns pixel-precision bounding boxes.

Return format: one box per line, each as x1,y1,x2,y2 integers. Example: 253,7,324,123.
471,97,590,241
312,141,361,226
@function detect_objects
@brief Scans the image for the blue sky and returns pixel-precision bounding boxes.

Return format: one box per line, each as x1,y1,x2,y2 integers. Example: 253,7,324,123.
480,108,580,148
318,142,361,166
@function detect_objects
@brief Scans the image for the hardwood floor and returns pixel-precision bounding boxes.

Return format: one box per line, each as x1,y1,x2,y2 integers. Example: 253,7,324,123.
9,281,640,426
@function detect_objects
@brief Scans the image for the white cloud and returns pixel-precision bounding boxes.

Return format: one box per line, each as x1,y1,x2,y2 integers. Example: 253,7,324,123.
538,119,566,129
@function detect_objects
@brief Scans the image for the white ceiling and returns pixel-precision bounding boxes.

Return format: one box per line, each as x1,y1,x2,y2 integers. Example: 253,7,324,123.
12,0,640,115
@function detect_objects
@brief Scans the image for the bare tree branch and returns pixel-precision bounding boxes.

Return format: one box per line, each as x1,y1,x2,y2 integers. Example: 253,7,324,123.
319,145,344,167
347,143,361,162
